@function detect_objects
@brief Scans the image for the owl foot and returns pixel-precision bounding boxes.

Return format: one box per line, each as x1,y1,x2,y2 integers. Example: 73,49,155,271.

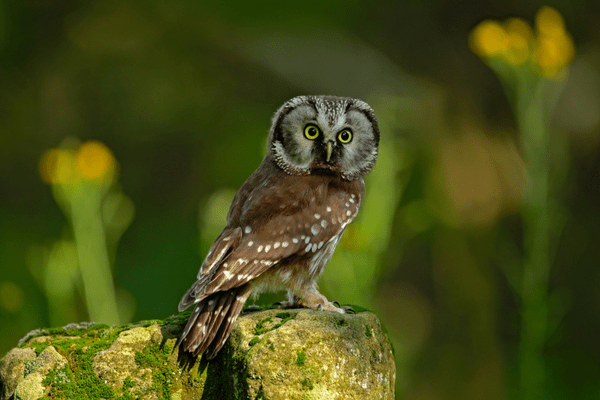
330,300,356,314
274,295,307,309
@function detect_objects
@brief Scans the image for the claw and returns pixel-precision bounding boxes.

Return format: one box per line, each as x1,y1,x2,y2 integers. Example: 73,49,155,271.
341,305,356,314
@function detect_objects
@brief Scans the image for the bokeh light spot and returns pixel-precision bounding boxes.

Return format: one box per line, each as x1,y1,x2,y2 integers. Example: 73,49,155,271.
0,281,25,313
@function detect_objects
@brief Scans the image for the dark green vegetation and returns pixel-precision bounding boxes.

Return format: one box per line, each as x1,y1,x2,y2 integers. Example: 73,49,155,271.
294,349,306,367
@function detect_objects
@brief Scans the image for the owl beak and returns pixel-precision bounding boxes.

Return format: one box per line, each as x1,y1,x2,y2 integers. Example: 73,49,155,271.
326,141,333,162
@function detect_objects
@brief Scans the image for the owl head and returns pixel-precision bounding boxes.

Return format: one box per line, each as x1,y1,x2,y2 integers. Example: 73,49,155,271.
267,95,380,181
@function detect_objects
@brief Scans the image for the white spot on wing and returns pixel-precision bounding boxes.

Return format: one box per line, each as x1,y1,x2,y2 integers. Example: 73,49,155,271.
274,242,280,249
327,206,332,212
346,210,352,216
265,244,271,253
311,225,320,235
305,243,312,252
282,241,289,247
258,245,264,252
245,226,252,234
312,243,318,252
305,237,310,244
248,241,254,247
314,213,321,219
321,220,328,229
292,238,299,243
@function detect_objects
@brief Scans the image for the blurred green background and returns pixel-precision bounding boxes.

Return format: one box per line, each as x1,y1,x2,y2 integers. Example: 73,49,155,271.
1,0,599,399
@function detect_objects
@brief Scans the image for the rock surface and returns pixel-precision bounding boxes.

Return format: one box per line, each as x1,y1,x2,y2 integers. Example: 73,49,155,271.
0,309,395,399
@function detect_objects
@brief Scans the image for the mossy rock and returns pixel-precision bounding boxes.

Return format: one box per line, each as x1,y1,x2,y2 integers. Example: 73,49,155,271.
0,309,395,399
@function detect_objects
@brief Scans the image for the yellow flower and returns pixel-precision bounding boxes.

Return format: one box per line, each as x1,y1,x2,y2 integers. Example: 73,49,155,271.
39,148,78,184
469,20,508,57
503,18,534,65
535,6,566,37
76,141,115,181
533,6,575,77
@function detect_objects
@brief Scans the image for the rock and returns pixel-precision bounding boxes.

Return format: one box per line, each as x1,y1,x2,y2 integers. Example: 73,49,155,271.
0,309,395,399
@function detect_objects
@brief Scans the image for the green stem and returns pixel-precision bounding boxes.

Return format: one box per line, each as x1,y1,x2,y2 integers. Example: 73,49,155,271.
516,77,550,400
71,185,121,325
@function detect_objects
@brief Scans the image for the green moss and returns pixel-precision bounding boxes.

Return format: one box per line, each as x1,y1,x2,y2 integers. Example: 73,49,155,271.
365,325,373,337
123,376,135,389
45,327,67,335
253,317,272,335
34,327,128,399
295,349,306,367
29,342,51,356
252,312,296,336
134,341,175,399
24,358,41,375
267,340,275,351
86,323,110,331
248,337,260,347
300,378,314,390
43,365,114,399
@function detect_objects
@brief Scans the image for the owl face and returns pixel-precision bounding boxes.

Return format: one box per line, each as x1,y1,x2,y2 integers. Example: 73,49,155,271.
269,95,380,181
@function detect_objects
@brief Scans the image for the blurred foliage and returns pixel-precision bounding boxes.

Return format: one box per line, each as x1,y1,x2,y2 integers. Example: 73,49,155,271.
1,1,600,399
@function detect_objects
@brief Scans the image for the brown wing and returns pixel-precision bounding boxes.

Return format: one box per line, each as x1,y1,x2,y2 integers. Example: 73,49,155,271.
201,167,364,295
178,227,242,311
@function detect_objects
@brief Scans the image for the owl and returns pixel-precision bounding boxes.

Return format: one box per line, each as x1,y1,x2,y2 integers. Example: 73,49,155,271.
178,95,380,359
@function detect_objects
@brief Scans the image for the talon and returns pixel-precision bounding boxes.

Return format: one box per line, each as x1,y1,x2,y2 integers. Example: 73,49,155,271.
331,300,341,308
341,305,356,314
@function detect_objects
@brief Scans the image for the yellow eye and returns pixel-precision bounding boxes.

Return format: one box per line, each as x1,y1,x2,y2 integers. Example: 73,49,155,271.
338,129,352,143
304,124,320,140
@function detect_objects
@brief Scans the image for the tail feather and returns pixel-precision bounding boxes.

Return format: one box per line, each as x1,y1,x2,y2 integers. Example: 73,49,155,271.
180,284,252,359
205,286,252,359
